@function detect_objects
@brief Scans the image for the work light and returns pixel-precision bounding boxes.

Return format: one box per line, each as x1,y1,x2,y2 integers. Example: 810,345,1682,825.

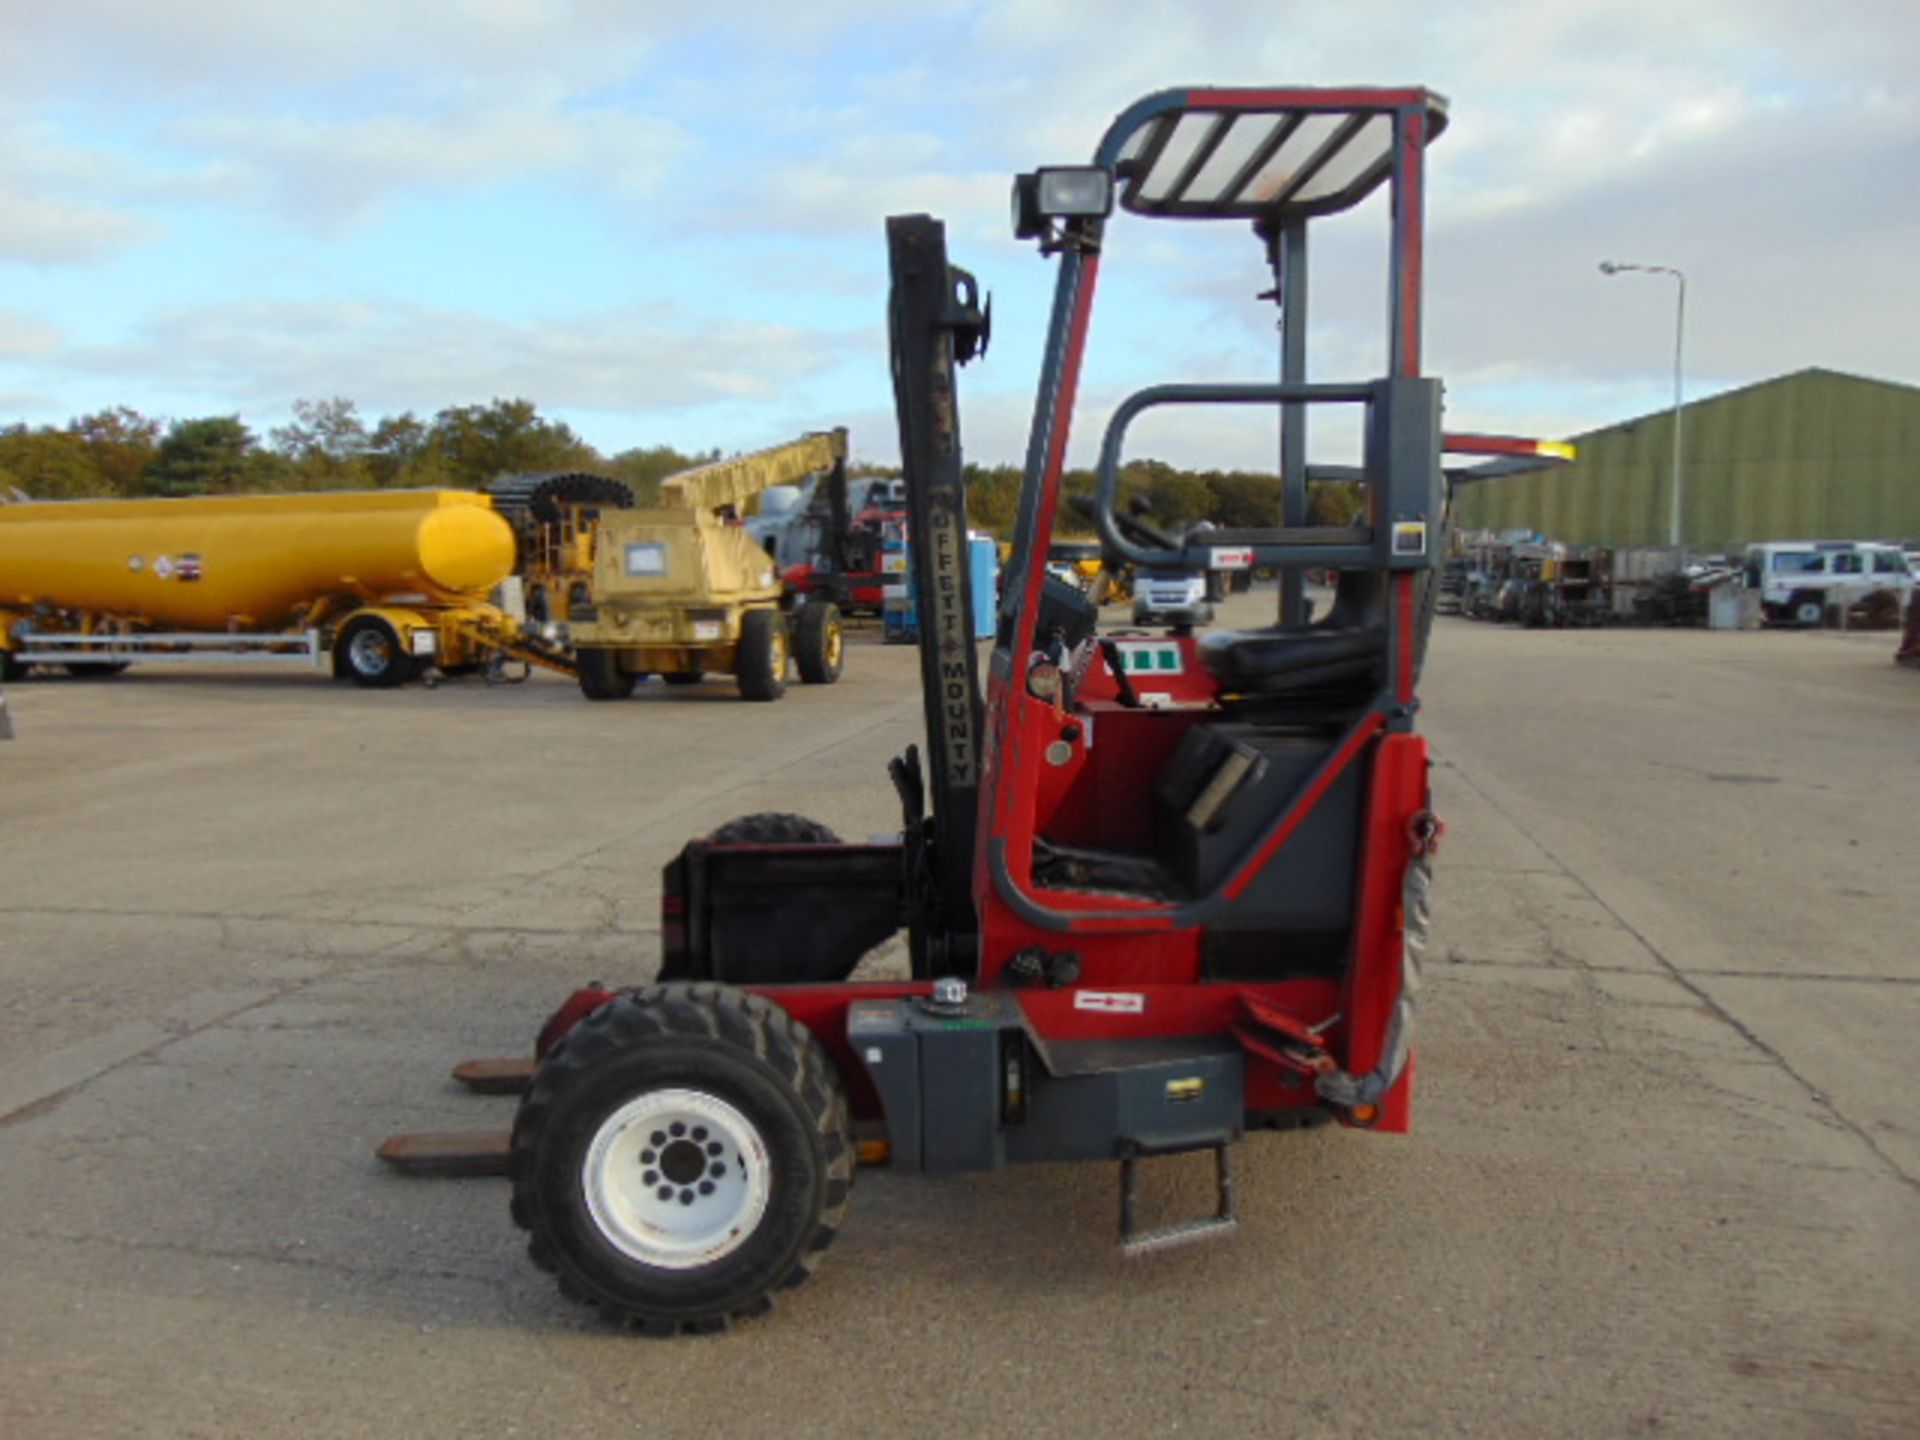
1011,166,1114,241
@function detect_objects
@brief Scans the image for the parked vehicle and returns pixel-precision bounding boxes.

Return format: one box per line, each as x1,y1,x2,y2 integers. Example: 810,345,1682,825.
1743,541,1913,626
569,432,849,701
0,489,566,687
1131,565,1214,627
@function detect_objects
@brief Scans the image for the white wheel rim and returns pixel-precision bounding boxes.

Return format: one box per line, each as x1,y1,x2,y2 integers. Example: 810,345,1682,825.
582,1088,771,1270
349,629,393,674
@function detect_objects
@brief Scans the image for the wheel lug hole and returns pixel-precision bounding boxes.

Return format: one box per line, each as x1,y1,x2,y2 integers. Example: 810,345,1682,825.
668,1122,687,1138
640,1149,656,1165
642,1169,658,1186
691,1126,708,1142
649,1131,667,1148
705,1141,723,1156
678,1190,696,1206
709,1162,726,1179
698,1180,715,1196
655,1185,674,1201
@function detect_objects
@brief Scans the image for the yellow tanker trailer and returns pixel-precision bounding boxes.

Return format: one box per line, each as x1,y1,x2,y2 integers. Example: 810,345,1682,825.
0,489,547,687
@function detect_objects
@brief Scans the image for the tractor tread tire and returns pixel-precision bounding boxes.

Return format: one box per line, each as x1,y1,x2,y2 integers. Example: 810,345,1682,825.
793,601,844,686
509,983,853,1336
576,647,637,701
707,813,841,846
736,609,787,702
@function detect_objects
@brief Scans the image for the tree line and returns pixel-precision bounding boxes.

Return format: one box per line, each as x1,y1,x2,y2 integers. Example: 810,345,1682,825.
960,456,1364,536
0,398,715,505
1,397,1359,531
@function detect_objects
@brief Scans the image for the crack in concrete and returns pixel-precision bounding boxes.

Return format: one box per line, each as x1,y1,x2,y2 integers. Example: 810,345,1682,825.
1444,762,1920,1194
19,1226,508,1289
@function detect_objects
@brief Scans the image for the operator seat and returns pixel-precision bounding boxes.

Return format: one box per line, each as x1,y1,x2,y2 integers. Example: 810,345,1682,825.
1197,570,1387,707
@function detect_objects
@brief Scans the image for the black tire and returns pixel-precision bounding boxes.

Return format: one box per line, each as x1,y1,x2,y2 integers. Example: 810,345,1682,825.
708,813,840,846
335,616,417,689
577,647,637,701
793,601,843,685
736,609,787,702
661,671,704,686
509,983,853,1335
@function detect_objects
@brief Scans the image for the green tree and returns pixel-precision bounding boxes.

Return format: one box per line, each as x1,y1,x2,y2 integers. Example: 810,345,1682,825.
143,416,262,497
67,408,161,496
365,412,446,488
272,397,373,489
425,398,599,487
1204,471,1281,529
607,443,718,507
1307,479,1367,526
962,462,1023,533
0,425,106,499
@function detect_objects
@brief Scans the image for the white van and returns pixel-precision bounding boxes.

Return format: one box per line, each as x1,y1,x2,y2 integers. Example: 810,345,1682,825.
1742,541,1913,626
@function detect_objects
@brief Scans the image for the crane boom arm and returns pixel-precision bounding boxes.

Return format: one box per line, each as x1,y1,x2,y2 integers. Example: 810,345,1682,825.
658,429,848,512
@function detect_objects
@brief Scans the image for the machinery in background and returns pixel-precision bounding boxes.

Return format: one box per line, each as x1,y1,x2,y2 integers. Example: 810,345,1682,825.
486,470,636,636
0,488,572,688
567,431,849,702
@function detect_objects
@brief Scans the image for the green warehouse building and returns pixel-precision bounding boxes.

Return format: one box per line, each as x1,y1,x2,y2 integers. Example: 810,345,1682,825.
1453,368,1920,552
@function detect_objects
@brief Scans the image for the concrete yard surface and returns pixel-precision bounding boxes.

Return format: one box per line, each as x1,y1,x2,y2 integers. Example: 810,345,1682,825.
0,611,1915,1438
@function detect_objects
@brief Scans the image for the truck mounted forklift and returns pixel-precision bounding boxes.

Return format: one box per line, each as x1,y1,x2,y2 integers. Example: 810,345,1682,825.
383,83,1561,1333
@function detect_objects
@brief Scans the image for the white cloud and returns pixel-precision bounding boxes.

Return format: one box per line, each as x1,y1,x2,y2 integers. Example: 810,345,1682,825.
0,310,64,359
177,104,691,230
33,297,849,420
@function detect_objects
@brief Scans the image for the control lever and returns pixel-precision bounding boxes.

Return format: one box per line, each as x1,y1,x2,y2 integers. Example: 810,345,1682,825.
1099,638,1141,708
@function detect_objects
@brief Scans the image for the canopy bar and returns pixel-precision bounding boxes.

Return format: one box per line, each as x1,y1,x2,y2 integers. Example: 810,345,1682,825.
1102,86,1448,222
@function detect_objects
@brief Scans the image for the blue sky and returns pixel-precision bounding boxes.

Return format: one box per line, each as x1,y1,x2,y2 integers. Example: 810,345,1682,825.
2,0,1916,472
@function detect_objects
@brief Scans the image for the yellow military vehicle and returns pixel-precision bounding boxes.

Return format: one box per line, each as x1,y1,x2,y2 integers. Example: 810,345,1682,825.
570,430,849,702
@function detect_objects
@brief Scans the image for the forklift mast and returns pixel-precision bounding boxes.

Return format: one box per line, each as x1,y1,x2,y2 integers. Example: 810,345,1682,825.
885,215,989,976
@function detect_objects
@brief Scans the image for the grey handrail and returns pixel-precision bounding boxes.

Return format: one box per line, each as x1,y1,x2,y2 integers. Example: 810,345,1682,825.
1092,382,1376,568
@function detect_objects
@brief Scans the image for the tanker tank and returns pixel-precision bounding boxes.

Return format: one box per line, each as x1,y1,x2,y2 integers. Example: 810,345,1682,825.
0,489,515,630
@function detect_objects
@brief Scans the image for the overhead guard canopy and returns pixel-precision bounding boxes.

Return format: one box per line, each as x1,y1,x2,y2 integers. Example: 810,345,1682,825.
1108,87,1448,222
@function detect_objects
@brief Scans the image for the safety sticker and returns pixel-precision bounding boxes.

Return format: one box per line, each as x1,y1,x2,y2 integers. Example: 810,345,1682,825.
1073,991,1145,1014
152,555,175,579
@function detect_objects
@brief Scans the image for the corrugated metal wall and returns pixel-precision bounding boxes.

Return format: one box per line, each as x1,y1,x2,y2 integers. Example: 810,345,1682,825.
1453,369,1920,548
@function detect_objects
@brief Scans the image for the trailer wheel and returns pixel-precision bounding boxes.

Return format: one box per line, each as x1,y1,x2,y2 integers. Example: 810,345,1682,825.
708,813,840,845
793,601,844,685
509,983,853,1335
577,647,637,701
736,609,787,701
336,616,417,688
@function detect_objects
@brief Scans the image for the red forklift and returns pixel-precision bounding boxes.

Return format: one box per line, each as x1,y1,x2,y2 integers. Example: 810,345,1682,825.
387,84,1540,1334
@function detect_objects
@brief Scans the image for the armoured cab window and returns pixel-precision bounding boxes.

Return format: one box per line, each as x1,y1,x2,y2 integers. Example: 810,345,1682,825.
1831,552,1863,575
1773,551,1822,574
1872,550,1909,575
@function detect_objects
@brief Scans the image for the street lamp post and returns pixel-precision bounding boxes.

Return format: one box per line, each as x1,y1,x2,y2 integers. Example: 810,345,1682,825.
1599,260,1688,553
